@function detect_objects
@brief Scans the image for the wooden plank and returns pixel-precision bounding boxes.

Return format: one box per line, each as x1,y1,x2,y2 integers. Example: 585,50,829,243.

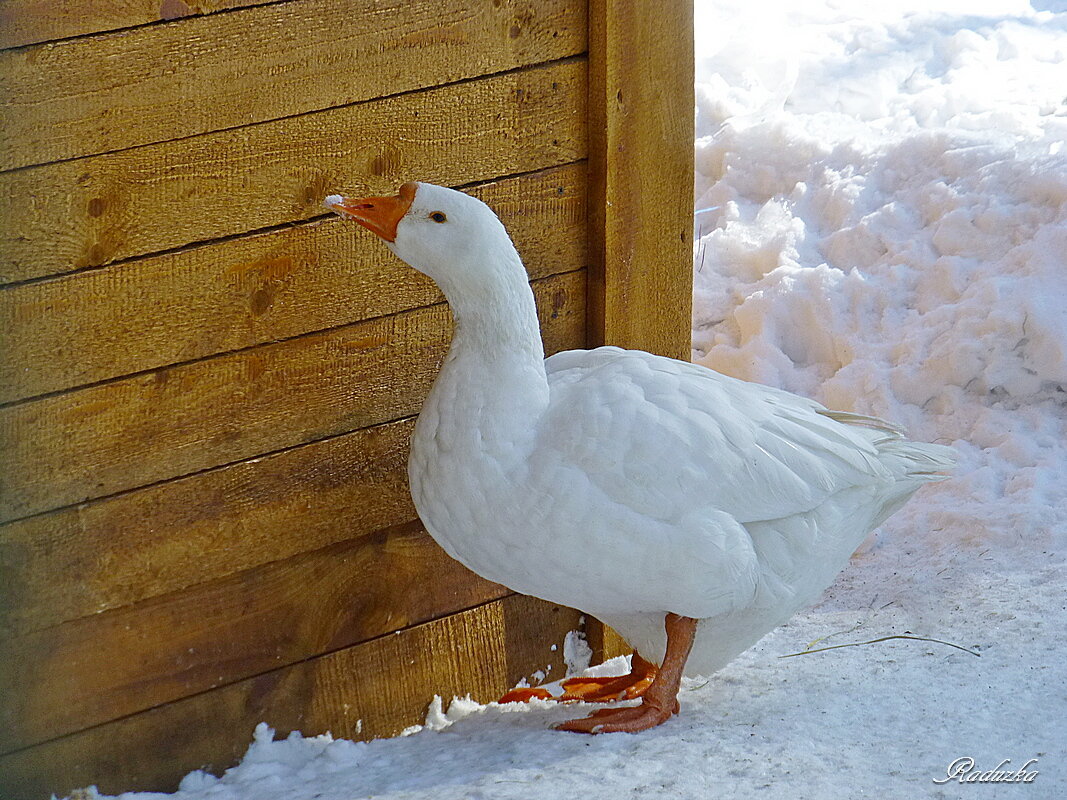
0,57,587,284
585,0,693,361
0,269,586,522
0,0,585,170
0,521,511,753
0,0,272,50
0,417,417,637
0,595,584,800
0,163,587,403
586,620,633,665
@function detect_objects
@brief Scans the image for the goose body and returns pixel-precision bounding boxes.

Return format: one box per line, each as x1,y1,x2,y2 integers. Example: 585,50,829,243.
327,182,955,731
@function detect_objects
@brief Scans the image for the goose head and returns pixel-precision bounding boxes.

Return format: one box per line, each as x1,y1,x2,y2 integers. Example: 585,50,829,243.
325,182,518,296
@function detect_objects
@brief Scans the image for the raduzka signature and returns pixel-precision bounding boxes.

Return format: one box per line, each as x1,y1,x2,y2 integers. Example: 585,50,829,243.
933,757,1040,784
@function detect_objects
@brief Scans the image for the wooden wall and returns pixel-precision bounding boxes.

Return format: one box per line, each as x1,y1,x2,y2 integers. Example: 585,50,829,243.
0,1,693,797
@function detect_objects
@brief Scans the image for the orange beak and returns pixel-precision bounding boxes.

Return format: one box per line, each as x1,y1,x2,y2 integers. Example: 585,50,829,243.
325,182,417,242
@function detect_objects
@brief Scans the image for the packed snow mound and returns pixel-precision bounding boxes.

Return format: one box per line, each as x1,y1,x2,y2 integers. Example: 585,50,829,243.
693,0,1067,554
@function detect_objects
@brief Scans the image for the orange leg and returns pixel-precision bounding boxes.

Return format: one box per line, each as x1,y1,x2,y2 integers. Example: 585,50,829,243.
558,652,658,702
497,652,658,705
556,614,697,734
497,686,554,703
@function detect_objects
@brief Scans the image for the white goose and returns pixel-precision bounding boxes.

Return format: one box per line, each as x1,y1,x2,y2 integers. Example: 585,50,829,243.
325,182,955,734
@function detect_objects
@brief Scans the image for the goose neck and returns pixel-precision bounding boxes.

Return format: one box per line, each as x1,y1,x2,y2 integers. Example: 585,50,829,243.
437,250,546,369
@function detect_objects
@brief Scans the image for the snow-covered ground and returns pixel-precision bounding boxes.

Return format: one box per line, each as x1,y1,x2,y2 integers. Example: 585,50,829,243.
90,1,1066,798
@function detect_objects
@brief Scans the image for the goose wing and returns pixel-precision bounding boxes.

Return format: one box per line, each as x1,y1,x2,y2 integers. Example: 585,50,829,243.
542,347,893,526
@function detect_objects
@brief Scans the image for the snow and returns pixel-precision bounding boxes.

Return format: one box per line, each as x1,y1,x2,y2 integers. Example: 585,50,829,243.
562,626,593,674
82,1,1065,798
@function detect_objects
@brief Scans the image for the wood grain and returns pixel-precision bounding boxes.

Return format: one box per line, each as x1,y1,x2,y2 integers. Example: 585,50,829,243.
0,0,584,169
585,0,693,361
0,521,511,752
0,1,273,50
0,163,587,404
0,269,586,523
0,595,583,800
0,417,416,636
0,57,587,283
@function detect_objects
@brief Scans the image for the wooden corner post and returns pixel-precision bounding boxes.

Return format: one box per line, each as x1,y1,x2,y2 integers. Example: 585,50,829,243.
587,0,694,362
584,0,695,662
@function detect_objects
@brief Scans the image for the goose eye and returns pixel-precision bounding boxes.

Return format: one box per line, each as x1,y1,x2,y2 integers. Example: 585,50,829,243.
430,211,447,223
